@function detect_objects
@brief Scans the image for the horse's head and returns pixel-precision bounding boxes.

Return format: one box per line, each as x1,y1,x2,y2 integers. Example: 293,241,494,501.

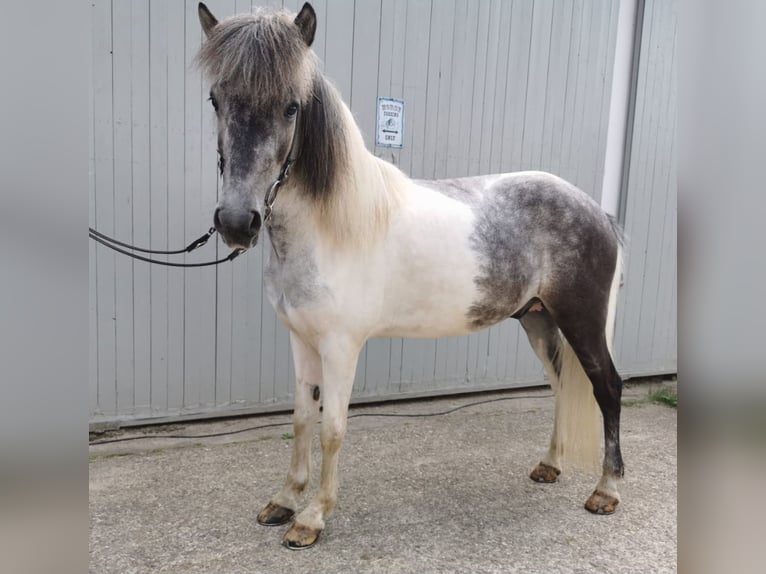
197,2,317,249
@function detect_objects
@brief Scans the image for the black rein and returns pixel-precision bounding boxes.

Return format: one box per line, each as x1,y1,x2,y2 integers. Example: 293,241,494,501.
89,106,302,268
88,227,243,267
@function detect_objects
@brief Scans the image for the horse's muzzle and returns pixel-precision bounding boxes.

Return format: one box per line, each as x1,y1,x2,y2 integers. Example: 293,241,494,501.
213,207,262,249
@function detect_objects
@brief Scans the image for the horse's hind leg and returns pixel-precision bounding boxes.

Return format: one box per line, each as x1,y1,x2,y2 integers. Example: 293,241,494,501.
547,304,624,514
257,332,322,526
519,306,566,483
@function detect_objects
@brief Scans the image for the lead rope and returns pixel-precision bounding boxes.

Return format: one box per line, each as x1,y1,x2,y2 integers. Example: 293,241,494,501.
89,226,244,267
89,107,302,267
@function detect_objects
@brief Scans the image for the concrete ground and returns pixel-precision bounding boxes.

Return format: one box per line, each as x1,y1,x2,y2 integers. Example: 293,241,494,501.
89,381,677,574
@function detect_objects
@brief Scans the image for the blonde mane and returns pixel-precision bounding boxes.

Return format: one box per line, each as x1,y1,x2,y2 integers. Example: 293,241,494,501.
309,83,406,246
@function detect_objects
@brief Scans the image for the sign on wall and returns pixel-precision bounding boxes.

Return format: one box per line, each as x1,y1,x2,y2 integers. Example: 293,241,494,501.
376,97,405,148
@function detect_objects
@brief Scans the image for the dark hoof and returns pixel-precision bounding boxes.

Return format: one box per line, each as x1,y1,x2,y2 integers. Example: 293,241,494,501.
584,490,620,515
530,462,561,483
257,502,295,526
282,523,321,550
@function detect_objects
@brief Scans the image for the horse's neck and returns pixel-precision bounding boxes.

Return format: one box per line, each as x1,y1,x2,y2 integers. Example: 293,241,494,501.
269,97,408,257
263,193,314,260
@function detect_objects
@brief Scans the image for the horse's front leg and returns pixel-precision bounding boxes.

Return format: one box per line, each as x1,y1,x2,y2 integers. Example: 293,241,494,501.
282,336,360,549
257,332,321,526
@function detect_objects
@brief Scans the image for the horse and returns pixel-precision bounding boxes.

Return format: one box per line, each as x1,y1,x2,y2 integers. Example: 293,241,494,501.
196,2,625,550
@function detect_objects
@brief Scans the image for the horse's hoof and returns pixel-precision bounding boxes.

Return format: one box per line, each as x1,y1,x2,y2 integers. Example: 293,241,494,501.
257,502,295,526
282,523,321,550
530,462,561,483
584,490,620,515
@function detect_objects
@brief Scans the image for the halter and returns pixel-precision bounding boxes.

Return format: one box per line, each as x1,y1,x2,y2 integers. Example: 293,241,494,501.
88,109,302,267
263,108,301,225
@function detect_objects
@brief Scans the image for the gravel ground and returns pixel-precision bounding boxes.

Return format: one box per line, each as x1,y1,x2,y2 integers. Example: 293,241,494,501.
90,381,677,573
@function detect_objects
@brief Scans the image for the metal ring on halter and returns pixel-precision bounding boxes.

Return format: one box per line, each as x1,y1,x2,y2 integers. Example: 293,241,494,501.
263,178,282,224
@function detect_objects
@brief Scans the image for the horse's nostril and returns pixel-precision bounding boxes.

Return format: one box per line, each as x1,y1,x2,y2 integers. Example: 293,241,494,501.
213,207,223,230
250,211,262,234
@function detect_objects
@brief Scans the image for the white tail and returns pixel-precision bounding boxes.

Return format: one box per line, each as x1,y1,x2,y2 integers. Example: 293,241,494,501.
552,250,623,472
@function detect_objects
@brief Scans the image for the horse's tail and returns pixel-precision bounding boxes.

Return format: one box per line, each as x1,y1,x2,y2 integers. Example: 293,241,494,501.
553,241,623,472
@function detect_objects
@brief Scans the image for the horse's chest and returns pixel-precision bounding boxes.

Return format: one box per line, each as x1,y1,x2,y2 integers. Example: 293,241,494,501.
264,257,320,316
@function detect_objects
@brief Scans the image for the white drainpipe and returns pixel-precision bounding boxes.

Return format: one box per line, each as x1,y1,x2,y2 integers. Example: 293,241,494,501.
601,0,641,218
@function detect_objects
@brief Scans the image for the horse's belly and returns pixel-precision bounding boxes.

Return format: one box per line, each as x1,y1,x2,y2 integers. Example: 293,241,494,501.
373,194,483,338
374,295,479,338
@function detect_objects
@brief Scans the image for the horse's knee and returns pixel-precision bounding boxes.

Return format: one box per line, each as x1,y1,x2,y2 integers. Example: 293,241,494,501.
320,420,346,452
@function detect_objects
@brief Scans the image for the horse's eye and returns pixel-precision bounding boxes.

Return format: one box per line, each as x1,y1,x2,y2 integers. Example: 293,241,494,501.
208,94,219,112
285,103,299,118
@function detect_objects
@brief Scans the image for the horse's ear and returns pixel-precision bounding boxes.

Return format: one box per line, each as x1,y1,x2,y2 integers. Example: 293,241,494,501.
198,3,218,39
294,3,317,47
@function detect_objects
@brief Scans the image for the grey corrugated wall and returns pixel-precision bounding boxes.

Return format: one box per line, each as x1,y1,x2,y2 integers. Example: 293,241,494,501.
89,0,674,426
614,0,677,376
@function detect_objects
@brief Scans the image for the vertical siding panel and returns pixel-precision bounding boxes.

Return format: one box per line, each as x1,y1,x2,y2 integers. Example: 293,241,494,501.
652,132,677,367
444,0,469,177
541,1,574,175
635,0,675,367
402,0,432,178
350,0,382,149
487,0,513,173
149,0,169,414
520,0,554,170
93,0,116,416
557,0,584,184
166,0,187,413
501,0,533,172
183,0,203,409
178,0,219,411
466,0,491,178
577,0,611,198
432,0,456,177
452,0,479,178
324,0,354,102
618,0,656,367
311,0,328,65
618,0,677,376
112,0,136,414
562,0,593,190
192,5,220,410
131,0,152,412
421,0,444,179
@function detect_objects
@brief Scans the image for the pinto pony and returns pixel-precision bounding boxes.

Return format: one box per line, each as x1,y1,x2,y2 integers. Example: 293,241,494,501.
196,2,625,549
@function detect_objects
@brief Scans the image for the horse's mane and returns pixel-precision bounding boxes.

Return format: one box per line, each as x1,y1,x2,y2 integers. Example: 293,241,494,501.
197,8,405,245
